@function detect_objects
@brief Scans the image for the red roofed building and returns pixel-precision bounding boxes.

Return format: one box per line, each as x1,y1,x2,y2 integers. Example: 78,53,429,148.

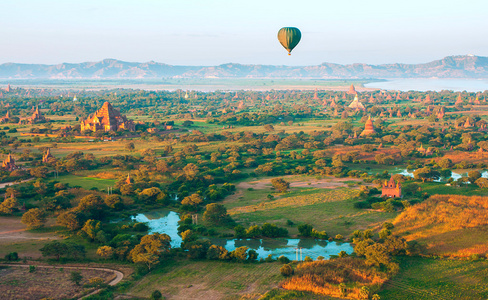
81,101,135,132
382,177,402,198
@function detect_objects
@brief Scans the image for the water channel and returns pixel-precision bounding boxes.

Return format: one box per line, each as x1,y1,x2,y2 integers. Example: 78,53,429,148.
132,210,353,260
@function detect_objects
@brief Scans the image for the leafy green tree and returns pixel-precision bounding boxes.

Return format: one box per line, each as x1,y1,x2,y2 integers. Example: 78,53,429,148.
0,197,18,214
130,233,171,268
21,208,46,229
29,166,49,178
56,211,83,231
76,194,105,219
280,264,293,276
70,271,83,286
271,178,290,193
81,219,102,241
104,195,123,210
40,241,68,260
150,290,163,300
97,246,115,259
181,193,202,207
245,225,261,238
468,170,482,184
203,203,232,225
413,167,440,182
125,142,135,151
230,246,248,262
475,178,488,188
234,225,246,239
207,245,229,260
298,224,313,237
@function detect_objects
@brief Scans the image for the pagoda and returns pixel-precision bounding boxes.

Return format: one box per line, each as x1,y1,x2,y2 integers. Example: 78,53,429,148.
382,177,402,198
347,84,357,95
81,101,135,132
0,111,12,123
455,94,463,105
360,116,376,136
464,118,473,128
27,106,46,124
2,154,16,171
125,173,133,184
348,95,365,110
42,148,54,163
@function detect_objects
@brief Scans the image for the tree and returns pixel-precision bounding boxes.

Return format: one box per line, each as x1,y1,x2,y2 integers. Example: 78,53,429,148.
181,193,202,207
475,178,488,188
413,167,440,182
130,233,172,268
264,124,274,132
97,246,115,259
70,271,83,286
230,246,248,262
151,290,163,300
0,197,18,214
76,194,105,218
125,142,135,151
182,163,199,180
57,211,83,231
81,219,102,241
104,195,123,210
132,253,159,270
203,203,232,225
40,241,68,260
207,245,229,260
298,224,313,237
271,178,290,193
30,166,49,178
280,264,293,276
21,208,46,229
468,170,482,184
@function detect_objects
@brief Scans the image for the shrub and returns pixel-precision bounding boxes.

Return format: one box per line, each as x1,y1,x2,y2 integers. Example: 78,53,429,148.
151,290,163,300
278,255,290,264
280,264,294,277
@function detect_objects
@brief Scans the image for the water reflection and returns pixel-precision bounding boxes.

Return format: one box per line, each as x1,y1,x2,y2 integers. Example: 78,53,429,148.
132,210,354,260
393,169,488,182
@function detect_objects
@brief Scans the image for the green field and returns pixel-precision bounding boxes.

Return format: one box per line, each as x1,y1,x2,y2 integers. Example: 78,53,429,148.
228,188,398,236
126,260,283,300
56,174,117,190
380,257,488,300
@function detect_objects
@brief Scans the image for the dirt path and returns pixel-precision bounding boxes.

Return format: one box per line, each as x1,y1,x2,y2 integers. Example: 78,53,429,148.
0,264,124,299
0,178,34,189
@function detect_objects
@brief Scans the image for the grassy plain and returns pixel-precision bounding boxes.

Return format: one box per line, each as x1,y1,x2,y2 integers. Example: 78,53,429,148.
226,185,397,237
126,260,283,300
379,257,488,300
56,174,117,190
393,194,488,257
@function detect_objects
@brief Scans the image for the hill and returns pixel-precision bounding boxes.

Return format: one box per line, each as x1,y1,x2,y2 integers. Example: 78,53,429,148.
393,194,488,257
2,55,488,79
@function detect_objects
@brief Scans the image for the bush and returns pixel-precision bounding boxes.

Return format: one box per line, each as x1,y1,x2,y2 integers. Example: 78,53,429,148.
278,255,290,264
280,264,294,277
151,290,163,300
5,252,19,261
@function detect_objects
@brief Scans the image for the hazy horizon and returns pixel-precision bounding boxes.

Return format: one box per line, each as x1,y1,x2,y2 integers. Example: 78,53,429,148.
1,0,487,66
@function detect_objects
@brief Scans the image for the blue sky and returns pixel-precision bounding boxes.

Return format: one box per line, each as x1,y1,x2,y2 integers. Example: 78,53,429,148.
1,0,487,65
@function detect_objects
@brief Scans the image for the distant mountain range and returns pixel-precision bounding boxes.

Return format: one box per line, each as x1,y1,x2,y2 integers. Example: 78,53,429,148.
1,55,488,79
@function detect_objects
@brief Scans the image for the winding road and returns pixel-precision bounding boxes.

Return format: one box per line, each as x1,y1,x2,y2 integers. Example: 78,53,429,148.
0,264,124,299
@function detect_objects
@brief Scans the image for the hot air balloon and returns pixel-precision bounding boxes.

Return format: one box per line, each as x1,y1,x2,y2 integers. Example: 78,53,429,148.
277,27,301,55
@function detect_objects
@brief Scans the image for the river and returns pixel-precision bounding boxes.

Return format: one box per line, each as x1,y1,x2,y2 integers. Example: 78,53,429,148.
132,210,353,260
364,79,488,92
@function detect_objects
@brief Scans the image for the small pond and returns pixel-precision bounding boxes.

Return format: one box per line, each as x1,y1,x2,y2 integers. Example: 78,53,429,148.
393,168,488,183
132,210,353,260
